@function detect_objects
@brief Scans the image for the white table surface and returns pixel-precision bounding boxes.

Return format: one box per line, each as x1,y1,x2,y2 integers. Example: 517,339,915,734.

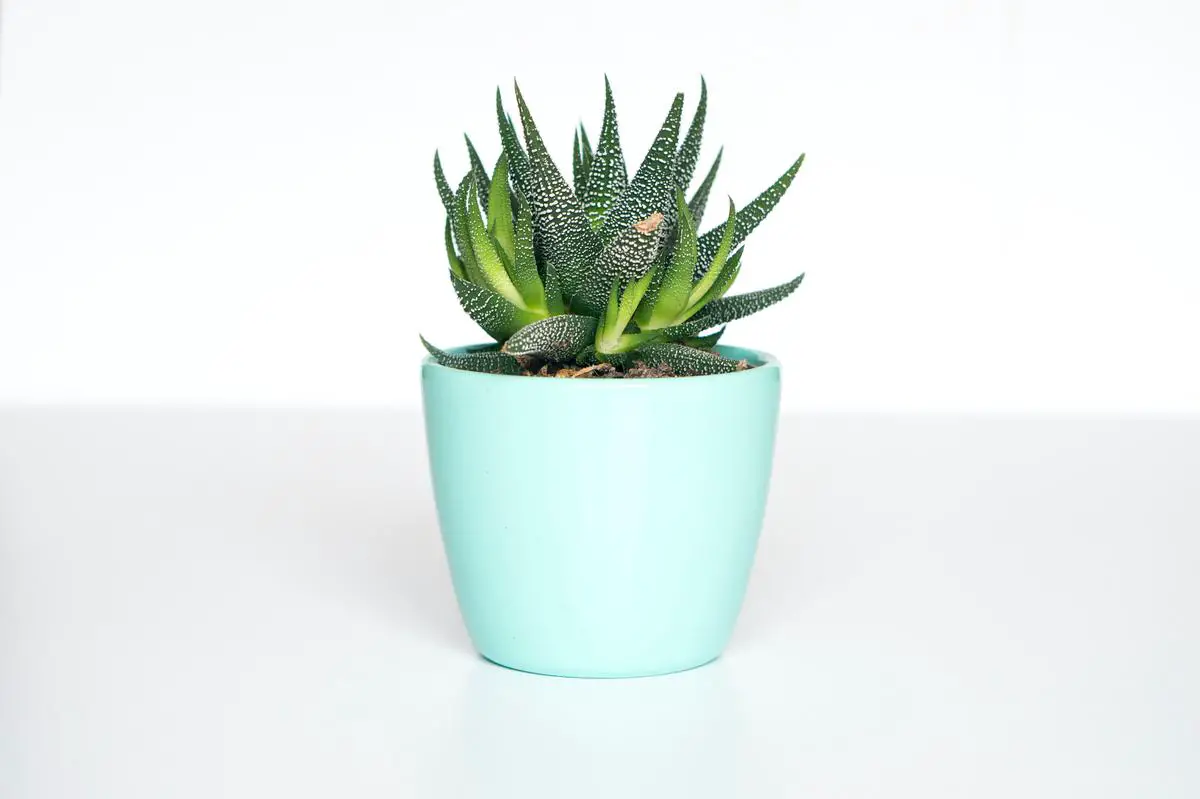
1,408,1197,798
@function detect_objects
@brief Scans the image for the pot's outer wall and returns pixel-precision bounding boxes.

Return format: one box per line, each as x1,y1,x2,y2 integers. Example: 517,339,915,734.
421,345,782,678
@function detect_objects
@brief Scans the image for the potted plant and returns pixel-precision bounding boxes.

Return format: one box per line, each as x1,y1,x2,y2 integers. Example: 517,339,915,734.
422,78,805,678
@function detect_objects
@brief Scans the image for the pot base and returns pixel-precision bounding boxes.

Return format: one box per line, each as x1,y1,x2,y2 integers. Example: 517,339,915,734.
480,652,721,680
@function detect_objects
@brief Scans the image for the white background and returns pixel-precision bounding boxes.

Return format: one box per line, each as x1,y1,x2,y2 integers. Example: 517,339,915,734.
2,0,1199,411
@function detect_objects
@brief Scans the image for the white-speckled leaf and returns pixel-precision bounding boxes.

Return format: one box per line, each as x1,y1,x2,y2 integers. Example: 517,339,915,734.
452,174,484,286
503,314,597,360
579,125,593,179
685,327,726,350
496,89,530,196
582,77,629,229
632,342,741,375
688,148,722,227
464,135,491,216
512,83,601,299
600,93,684,243
572,130,583,197
434,151,455,217
421,335,521,375
449,272,544,342
573,215,663,317
443,216,465,279
664,274,804,337
675,77,707,194
695,154,804,278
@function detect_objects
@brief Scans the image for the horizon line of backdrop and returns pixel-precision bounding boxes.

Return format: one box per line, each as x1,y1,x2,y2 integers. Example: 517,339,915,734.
1,0,1198,412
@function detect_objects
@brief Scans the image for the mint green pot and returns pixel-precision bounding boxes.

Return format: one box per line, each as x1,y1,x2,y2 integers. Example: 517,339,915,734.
421,345,781,678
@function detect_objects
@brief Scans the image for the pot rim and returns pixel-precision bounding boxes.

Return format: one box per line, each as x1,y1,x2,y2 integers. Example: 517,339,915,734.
422,343,779,383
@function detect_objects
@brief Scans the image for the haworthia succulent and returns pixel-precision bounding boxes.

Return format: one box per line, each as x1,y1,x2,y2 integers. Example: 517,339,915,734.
449,271,544,341
512,82,601,299
664,274,805,337
695,154,804,278
421,335,521,375
675,77,707,194
600,93,684,243
639,190,698,329
495,89,530,194
503,314,597,360
632,342,742,376
487,153,516,262
464,135,491,216
433,152,455,217
573,212,664,317
431,79,809,375
443,216,465,279
583,77,629,229
688,147,722,227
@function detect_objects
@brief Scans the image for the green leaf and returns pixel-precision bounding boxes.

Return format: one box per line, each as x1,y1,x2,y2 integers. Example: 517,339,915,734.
464,135,491,216
632,342,742,376
449,271,544,341
512,82,601,299
496,89,530,195
687,199,737,307
504,198,547,312
574,346,598,366
503,314,597,360
433,151,455,217
600,281,619,343
487,153,516,262
443,216,465,279
421,335,521,375
572,129,584,198
688,147,722,227
465,181,525,307
573,212,664,317
572,125,594,200
600,93,684,242
582,77,629,229
638,190,698,329
685,327,726,350
664,273,805,337
675,77,707,194
695,154,804,278
686,247,742,318
452,174,483,285
579,124,594,177
542,258,565,315
616,268,655,333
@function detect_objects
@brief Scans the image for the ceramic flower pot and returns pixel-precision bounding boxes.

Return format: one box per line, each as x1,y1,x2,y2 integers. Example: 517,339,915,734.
421,345,781,678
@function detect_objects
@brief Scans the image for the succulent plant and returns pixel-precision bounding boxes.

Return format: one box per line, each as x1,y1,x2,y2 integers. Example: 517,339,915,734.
423,78,805,377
